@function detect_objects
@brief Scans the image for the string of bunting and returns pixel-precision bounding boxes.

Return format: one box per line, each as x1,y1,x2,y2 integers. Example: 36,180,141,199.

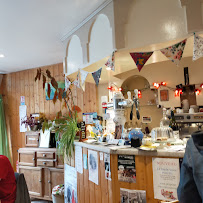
66,33,203,90
65,50,116,91
130,33,203,72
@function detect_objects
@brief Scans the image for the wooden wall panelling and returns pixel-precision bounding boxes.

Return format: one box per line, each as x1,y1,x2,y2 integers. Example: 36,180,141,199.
43,66,50,119
100,152,109,203
83,148,90,203
95,151,101,203
34,69,39,114
29,70,35,115
1,63,98,172
20,71,25,147
53,64,61,117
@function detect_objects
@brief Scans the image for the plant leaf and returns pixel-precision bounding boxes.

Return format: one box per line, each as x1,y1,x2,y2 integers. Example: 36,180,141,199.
47,83,51,98
51,77,58,90
46,69,52,78
58,88,63,102
38,69,41,80
35,69,39,82
53,90,58,104
72,105,82,113
43,75,46,89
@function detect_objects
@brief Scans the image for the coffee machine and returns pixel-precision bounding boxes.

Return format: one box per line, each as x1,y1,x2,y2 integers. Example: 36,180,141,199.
174,112,203,138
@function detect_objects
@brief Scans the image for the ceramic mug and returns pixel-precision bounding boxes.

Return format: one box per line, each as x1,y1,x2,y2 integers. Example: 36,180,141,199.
189,108,195,114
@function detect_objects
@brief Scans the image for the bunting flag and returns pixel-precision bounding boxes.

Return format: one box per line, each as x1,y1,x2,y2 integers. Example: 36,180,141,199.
105,51,115,71
92,68,102,86
65,76,71,91
73,71,80,88
160,39,187,65
193,34,203,61
80,69,89,91
130,52,153,72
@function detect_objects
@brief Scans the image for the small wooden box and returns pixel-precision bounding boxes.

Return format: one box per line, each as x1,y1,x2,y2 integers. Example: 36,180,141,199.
25,131,40,147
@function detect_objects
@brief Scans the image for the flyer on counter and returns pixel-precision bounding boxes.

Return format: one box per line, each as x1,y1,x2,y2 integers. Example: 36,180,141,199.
152,157,180,201
104,153,111,180
75,146,83,174
88,149,99,185
64,164,77,203
120,188,146,203
118,155,136,183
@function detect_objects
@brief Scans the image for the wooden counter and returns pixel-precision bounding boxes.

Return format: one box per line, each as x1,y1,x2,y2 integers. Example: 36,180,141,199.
65,142,184,203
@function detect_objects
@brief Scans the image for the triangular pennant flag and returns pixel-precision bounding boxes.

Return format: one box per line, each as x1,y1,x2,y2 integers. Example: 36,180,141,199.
130,52,153,72
73,71,80,88
193,34,203,61
92,68,102,86
105,51,115,71
80,70,88,92
160,39,187,65
65,76,71,91
80,70,89,85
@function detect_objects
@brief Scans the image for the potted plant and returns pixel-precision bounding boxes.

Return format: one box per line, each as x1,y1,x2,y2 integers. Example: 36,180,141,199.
21,115,40,131
35,69,81,157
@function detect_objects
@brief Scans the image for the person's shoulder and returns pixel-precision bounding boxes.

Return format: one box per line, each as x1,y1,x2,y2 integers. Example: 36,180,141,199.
0,155,10,163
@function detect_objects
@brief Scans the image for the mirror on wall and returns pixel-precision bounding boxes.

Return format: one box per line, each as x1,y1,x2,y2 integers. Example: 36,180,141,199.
121,75,162,131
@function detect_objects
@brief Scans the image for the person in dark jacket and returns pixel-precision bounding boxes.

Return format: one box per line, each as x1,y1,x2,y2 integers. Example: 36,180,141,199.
0,155,16,203
178,131,203,203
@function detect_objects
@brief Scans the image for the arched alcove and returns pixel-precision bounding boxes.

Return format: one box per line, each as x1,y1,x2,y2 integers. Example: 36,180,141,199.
88,14,113,64
66,35,83,75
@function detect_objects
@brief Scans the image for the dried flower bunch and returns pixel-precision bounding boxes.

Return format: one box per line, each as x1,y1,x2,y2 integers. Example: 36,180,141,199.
21,116,39,128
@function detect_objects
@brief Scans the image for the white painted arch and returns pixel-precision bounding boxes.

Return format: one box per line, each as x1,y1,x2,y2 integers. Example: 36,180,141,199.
89,14,114,64
66,35,83,75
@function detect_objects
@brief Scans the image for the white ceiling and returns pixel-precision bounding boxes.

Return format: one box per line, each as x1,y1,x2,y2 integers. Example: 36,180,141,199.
0,0,106,73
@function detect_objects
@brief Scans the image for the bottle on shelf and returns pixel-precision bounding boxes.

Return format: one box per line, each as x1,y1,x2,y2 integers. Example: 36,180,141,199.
169,109,179,139
160,108,170,127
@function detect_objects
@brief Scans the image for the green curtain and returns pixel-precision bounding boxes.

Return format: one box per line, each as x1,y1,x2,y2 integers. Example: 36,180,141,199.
0,95,11,160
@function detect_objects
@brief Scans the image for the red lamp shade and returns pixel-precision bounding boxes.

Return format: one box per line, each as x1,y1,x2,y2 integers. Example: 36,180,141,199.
138,90,142,98
161,82,166,86
175,89,179,97
200,84,203,89
153,83,160,89
195,89,201,96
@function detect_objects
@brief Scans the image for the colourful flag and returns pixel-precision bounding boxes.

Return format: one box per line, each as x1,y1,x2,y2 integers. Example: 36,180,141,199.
193,34,203,61
105,51,115,71
160,39,187,65
92,68,102,86
80,69,89,91
65,76,71,91
130,52,153,72
73,71,80,88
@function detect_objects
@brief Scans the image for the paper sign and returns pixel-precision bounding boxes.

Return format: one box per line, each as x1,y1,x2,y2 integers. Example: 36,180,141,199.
152,158,180,201
99,152,103,161
20,96,25,105
118,155,136,183
83,154,88,169
88,149,99,185
104,153,111,180
75,146,83,174
19,105,27,132
120,188,146,203
64,164,77,203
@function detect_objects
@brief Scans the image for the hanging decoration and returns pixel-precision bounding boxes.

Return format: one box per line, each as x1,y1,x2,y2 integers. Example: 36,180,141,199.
92,68,102,86
65,76,71,91
160,39,187,66
193,34,203,61
105,51,116,71
80,69,89,91
73,71,80,88
130,52,153,72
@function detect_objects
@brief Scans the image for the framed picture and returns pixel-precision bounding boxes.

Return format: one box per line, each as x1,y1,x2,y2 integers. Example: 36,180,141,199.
160,90,169,101
45,81,66,100
39,130,50,148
